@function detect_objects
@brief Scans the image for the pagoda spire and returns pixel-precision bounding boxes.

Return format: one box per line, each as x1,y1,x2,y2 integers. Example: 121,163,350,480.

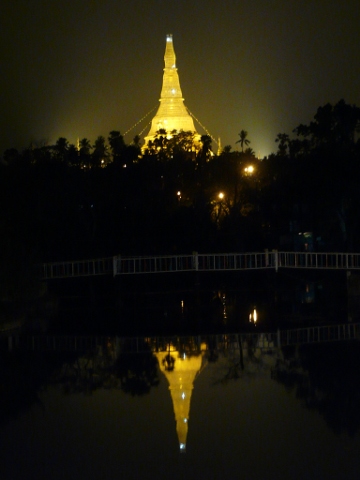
144,34,199,147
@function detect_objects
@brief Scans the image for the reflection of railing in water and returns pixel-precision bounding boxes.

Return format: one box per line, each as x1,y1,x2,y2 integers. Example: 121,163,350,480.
39,251,360,279
278,323,360,346
4,323,360,353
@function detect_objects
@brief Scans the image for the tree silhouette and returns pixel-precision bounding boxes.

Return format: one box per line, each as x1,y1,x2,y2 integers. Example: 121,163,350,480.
108,130,125,165
79,138,92,168
92,135,109,168
115,341,160,395
275,133,290,156
273,343,360,436
236,130,250,152
54,137,69,162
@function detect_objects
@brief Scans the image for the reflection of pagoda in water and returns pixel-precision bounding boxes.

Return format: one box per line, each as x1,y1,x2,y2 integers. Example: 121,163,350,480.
155,346,206,453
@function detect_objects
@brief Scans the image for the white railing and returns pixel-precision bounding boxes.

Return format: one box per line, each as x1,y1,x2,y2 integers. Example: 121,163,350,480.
39,251,360,279
40,257,113,279
279,322,360,346
4,324,359,353
278,252,360,270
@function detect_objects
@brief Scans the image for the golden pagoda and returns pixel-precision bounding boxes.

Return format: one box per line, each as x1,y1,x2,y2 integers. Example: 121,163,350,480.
144,35,201,148
156,346,205,453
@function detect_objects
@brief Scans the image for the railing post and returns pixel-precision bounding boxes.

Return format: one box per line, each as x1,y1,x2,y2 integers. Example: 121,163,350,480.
265,249,269,267
113,255,120,277
192,251,199,271
273,250,279,272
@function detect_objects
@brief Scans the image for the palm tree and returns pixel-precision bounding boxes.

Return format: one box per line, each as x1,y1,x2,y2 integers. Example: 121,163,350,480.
79,138,91,155
108,131,125,164
236,130,250,152
92,135,109,168
79,138,92,168
67,144,80,166
244,147,255,157
54,137,69,162
221,145,232,155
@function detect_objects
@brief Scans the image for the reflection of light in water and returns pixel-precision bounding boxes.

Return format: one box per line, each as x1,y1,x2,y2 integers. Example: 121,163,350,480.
222,294,227,319
249,308,257,324
303,283,315,304
215,291,228,320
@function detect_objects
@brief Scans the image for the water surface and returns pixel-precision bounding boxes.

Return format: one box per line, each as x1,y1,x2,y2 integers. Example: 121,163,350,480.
1,343,359,480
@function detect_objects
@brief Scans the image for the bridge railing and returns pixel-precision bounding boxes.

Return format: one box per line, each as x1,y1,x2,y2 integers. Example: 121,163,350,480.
197,252,272,271
113,254,195,275
5,324,359,354
39,251,360,279
41,257,113,279
278,252,360,270
3,332,279,354
279,323,360,346
113,252,273,276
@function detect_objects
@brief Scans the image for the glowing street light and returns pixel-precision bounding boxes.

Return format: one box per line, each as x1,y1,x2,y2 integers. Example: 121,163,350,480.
218,192,224,200
244,165,254,175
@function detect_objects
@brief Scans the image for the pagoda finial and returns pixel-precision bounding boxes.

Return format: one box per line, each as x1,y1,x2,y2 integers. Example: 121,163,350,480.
164,33,176,70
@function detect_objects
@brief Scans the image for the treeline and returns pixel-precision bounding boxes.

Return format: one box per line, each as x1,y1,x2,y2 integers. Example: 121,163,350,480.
1,100,360,274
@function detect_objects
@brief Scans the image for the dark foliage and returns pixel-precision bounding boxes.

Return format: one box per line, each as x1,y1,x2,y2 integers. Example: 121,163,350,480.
274,342,360,436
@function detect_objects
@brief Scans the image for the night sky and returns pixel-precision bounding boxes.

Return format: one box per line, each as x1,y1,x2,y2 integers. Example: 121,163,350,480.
1,0,359,157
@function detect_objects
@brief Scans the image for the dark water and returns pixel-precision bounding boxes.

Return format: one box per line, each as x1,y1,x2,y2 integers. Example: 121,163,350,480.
1,340,360,480
1,270,358,479
46,269,349,336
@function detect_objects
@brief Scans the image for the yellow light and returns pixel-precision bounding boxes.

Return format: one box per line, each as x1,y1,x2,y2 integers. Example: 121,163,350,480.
249,308,258,323
218,192,224,200
244,165,254,175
